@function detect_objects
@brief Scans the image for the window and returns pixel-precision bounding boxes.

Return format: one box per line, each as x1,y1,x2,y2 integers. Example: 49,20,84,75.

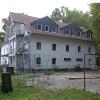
52,44,56,51
45,25,49,32
78,46,81,52
37,42,41,50
76,31,81,36
66,45,69,52
88,59,91,65
37,24,42,30
36,57,41,64
64,58,71,62
64,29,70,34
88,47,91,53
70,30,74,35
10,57,12,65
52,58,56,64
24,43,29,50
87,33,91,38
52,28,56,32
76,58,82,62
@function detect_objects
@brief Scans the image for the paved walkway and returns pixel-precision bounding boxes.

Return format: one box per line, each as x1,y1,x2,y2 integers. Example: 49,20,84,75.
25,72,100,93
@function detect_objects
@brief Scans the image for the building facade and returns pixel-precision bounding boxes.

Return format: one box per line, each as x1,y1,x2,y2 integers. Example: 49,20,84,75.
1,12,96,71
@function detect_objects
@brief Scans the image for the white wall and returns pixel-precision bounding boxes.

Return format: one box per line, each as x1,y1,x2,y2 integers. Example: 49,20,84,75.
1,43,9,65
29,34,96,69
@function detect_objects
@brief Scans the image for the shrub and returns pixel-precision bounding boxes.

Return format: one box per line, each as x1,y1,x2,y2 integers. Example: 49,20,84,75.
52,65,58,72
74,65,81,71
0,65,3,73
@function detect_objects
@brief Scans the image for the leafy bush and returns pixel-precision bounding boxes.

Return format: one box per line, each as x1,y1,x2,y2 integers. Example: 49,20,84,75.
74,65,81,71
0,65,3,73
52,65,58,72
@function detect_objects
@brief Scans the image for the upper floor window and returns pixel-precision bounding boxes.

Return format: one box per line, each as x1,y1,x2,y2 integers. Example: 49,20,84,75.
76,31,81,36
76,58,82,62
37,24,42,30
45,25,49,32
64,29,70,34
52,44,56,51
88,59,91,65
88,47,91,53
78,46,81,53
87,33,91,38
70,30,75,35
66,45,69,52
37,42,41,50
52,28,57,33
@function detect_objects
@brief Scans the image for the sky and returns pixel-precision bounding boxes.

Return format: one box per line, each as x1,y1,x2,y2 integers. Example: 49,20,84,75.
0,0,100,31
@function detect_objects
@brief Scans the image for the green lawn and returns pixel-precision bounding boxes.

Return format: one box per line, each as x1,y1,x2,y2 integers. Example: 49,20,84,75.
0,73,100,100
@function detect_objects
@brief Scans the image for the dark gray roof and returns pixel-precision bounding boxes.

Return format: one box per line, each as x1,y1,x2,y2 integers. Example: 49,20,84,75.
9,12,93,41
10,12,38,32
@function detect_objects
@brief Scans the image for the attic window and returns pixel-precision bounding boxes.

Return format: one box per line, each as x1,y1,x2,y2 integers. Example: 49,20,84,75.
64,29,70,34
37,24,42,30
45,25,49,32
76,31,81,36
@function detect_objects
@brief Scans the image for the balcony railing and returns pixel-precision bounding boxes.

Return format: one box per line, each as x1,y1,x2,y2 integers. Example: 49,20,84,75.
9,48,15,54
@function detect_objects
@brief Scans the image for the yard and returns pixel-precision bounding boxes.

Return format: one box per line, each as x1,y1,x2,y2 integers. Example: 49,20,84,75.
0,71,100,100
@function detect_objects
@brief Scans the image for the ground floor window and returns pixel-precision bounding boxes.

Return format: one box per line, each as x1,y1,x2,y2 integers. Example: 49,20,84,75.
36,57,41,64
52,58,56,65
64,58,71,62
76,58,82,62
88,59,91,65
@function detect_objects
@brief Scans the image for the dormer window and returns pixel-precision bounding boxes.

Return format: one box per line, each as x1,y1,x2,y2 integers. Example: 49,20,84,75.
70,30,74,35
52,28,56,33
64,29,70,34
76,31,81,36
87,33,91,38
45,25,49,32
37,24,42,30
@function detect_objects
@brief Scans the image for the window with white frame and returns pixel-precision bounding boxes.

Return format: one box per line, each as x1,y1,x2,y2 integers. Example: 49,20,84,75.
37,24,42,30
45,25,49,32
64,29,70,34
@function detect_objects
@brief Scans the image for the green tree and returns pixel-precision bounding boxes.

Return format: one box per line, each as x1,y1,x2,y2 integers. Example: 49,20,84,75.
51,8,62,21
0,32,4,44
51,6,91,28
90,3,100,53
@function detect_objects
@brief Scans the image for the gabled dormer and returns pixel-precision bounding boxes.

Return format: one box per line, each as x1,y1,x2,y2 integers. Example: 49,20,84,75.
31,16,59,33
82,30,92,39
60,23,82,36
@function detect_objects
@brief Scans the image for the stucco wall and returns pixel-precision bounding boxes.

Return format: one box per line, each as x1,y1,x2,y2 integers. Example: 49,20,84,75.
29,34,96,69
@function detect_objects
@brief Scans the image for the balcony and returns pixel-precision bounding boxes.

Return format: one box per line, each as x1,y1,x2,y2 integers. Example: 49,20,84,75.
9,47,15,54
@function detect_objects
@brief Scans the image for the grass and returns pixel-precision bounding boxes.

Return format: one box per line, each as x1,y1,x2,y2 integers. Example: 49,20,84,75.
0,73,100,100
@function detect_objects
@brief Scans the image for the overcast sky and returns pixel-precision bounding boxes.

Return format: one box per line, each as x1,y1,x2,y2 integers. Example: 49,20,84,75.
0,0,99,31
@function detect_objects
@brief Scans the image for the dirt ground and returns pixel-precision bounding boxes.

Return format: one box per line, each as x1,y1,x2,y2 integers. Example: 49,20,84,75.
25,71,100,93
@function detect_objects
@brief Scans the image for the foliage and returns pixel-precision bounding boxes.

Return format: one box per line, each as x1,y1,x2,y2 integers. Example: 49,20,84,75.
52,65,58,72
74,65,81,71
90,3,100,53
0,32,4,44
51,6,91,28
2,18,9,31
0,74,100,100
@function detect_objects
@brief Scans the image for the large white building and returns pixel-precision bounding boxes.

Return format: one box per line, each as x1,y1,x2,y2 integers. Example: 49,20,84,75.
1,12,96,71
